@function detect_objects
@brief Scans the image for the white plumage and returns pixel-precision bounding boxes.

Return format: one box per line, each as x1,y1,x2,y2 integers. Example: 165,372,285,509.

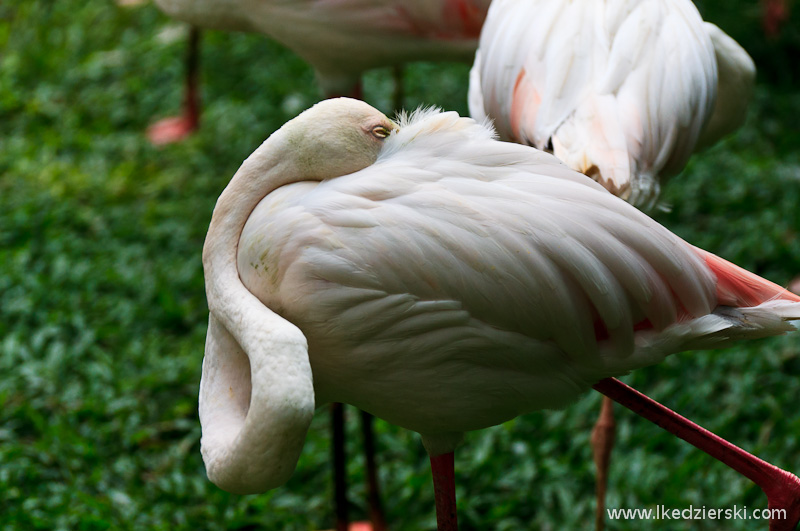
200,99,800,495
469,0,756,208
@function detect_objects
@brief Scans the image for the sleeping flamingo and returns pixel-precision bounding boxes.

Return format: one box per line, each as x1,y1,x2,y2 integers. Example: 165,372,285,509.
200,98,800,530
468,1,756,524
148,0,491,144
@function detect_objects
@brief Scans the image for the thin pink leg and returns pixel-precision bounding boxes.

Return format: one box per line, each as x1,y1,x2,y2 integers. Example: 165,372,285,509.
591,396,616,530
594,378,800,530
430,452,458,531
147,26,201,145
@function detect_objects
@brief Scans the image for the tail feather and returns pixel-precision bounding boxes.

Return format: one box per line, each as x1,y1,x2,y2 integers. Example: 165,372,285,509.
616,300,800,373
611,252,800,372
693,246,800,307
687,246,800,346
679,300,800,352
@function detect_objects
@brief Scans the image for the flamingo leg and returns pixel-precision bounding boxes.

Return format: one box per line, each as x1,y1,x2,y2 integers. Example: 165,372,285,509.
430,452,458,531
594,378,800,530
147,26,201,145
361,411,387,531
332,402,349,531
590,396,616,531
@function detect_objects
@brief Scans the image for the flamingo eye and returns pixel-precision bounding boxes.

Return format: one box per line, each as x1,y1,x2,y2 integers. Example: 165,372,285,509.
371,125,391,139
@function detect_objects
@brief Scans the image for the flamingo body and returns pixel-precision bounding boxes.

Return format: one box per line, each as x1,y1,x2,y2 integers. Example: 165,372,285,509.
469,0,756,207
154,0,490,94
236,107,793,436
201,99,800,493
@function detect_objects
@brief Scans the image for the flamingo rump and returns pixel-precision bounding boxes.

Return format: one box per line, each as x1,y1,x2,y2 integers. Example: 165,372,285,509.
200,98,800,529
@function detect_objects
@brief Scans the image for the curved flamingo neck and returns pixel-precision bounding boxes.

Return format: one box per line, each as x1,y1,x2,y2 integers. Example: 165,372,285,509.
203,132,291,306
198,98,395,494
199,130,316,494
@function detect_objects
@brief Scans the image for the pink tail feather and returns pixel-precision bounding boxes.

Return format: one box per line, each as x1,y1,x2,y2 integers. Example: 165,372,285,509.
693,246,800,307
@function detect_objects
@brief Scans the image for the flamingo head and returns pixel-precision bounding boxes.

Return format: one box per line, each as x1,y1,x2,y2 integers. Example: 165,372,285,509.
278,97,397,181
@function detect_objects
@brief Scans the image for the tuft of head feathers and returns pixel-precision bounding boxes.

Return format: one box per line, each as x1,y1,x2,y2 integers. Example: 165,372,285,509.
379,105,498,162
393,105,445,129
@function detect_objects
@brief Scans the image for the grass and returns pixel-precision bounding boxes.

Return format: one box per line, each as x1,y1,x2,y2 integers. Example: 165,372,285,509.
1,1,799,529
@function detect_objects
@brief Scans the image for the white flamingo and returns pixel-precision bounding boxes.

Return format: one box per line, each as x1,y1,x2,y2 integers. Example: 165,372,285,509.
148,0,491,144
199,98,800,530
468,0,756,209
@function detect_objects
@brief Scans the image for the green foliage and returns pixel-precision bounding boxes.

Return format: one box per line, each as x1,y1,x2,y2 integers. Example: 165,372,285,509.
1,1,799,530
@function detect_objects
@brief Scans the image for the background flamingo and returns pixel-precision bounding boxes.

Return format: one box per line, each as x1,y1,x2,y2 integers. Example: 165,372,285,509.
469,0,756,209
148,0,491,144
468,1,756,524
201,98,800,530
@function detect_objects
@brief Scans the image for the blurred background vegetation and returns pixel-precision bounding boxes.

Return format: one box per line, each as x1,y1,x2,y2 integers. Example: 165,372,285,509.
1,1,798,529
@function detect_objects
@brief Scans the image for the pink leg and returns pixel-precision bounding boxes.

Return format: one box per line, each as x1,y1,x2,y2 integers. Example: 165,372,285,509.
430,452,458,531
147,26,201,145
591,396,616,531
594,378,800,530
